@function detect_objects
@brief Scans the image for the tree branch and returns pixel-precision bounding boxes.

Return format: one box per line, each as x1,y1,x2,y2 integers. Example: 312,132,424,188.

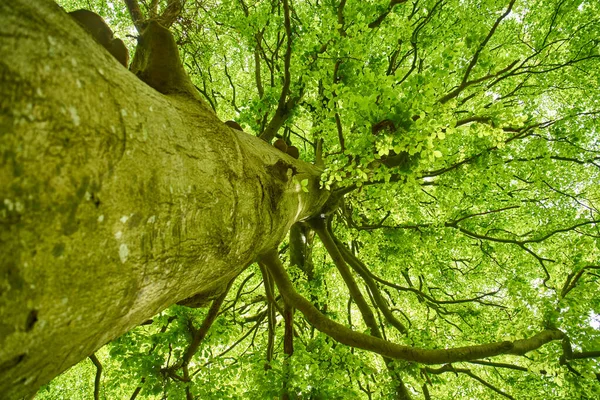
438,0,516,104
333,236,408,334
467,359,528,372
159,0,183,28
180,280,233,370
425,364,515,399
368,0,408,29
310,217,384,338
89,353,102,400
259,249,565,364
259,263,276,367
123,0,146,32
561,265,600,298
259,0,296,142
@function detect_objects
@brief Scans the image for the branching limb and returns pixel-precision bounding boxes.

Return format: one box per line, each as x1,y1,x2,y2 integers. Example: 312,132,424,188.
543,180,599,214
510,330,566,356
333,236,408,334
259,249,565,364
309,217,383,339
375,208,597,286
260,0,300,142
223,55,241,113
265,232,412,398
562,266,600,298
560,336,600,363
438,0,516,104
438,59,519,104
396,0,443,85
325,239,500,310
188,56,218,111
338,117,570,194
159,0,183,28
129,19,205,101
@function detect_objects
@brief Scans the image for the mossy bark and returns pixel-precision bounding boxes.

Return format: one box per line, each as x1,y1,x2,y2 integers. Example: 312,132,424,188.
0,1,328,398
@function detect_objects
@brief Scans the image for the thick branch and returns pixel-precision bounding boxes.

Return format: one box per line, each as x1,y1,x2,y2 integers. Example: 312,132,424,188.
510,330,565,355
123,0,146,32
159,0,183,28
259,250,564,364
334,237,408,334
130,20,204,100
310,218,383,338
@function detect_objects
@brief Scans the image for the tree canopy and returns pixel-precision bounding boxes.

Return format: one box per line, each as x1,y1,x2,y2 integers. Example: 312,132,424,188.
5,0,600,399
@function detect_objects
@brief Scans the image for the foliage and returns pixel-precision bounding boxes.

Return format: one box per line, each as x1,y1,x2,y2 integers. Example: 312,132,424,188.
43,0,600,398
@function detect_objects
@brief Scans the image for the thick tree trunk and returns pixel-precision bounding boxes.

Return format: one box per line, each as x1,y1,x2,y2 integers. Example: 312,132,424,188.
0,1,328,398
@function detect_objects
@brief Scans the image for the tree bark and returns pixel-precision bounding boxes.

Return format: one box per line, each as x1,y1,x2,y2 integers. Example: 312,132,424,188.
0,1,329,398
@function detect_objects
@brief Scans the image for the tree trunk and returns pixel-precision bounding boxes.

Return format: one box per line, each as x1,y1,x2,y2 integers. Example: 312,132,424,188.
0,1,328,398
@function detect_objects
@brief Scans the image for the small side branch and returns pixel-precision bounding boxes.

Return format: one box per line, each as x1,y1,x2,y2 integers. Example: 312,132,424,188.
467,359,528,372
438,0,516,104
89,353,102,400
368,0,408,29
180,281,233,370
425,364,515,399
259,0,299,142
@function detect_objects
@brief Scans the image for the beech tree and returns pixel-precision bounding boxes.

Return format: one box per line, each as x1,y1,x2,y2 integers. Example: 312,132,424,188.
1,0,599,399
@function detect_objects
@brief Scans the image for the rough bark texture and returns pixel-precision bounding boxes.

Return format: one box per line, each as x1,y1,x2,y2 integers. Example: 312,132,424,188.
0,1,328,398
